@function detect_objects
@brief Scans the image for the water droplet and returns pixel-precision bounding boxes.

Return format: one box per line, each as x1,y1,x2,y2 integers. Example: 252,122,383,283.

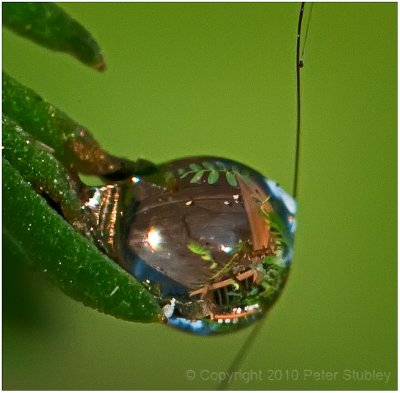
92,157,296,335
131,176,140,184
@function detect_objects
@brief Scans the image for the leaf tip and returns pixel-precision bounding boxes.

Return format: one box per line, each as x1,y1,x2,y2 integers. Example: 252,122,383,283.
92,56,107,72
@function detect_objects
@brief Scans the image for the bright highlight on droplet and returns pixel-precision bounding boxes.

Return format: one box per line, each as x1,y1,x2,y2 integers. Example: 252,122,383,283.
145,226,162,251
220,245,233,253
86,189,101,209
131,176,140,184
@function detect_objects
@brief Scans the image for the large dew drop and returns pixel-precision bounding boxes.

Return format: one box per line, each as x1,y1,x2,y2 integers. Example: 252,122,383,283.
120,157,296,334
85,157,296,335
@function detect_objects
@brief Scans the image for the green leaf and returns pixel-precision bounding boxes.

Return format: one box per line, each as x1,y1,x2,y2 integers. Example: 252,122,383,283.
3,72,152,178
263,255,285,270
187,242,217,269
202,161,215,170
2,158,162,323
3,2,106,71
2,115,81,220
226,171,238,187
209,262,218,270
208,170,219,184
189,163,202,171
187,241,209,256
190,170,205,183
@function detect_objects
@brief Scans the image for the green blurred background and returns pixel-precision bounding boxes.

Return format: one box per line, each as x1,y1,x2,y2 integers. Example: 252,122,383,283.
3,2,397,390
